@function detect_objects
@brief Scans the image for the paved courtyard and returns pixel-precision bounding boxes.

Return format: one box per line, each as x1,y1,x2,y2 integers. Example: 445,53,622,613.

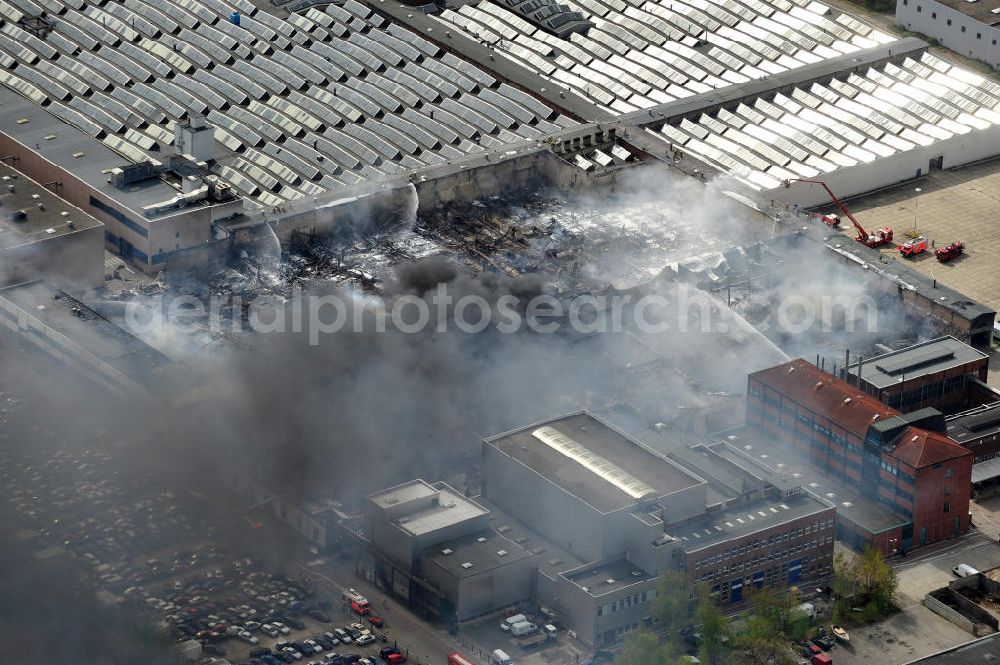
823,160,1000,315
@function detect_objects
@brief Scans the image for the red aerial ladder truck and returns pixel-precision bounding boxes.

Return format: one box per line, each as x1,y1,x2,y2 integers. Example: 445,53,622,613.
784,179,894,248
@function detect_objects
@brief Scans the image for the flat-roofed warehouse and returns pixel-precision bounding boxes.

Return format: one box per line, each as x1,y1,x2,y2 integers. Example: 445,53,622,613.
846,336,994,414
0,0,575,213
363,480,540,621
482,412,709,563
0,162,104,291
422,0,1000,202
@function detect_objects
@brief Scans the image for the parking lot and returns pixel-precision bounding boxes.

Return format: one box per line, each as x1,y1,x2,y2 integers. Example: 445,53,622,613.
0,344,449,665
824,159,1000,314
0,429,438,665
455,613,589,665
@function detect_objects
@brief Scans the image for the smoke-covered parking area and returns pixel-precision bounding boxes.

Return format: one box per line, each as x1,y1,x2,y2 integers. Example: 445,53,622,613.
0,351,405,665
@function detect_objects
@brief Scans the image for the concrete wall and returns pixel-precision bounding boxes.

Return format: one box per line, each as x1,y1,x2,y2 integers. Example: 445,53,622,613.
925,590,976,634
482,442,612,563
1,224,105,293
369,512,420,568
163,236,235,277
770,124,1000,208
453,555,538,621
591,579,659,647
0,291,150,399
540,571,601,645
224,467,330,548
537,569,659,646
925,586,998,634
896,0,1000,69
416,152,543,208
148,203,234,266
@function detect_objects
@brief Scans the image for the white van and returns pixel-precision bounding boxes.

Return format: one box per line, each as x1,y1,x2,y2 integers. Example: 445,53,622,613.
795,602,816,620
953,563,979,578
510,622,537,637
491,649,512,665
500,614,527,631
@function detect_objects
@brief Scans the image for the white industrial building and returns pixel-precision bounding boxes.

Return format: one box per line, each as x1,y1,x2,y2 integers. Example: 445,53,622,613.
427,0,1000,203
895,0,1000,70
364,413,835,646
0,0,574,208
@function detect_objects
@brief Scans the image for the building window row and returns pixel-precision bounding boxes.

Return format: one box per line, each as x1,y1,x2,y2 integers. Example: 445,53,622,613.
695,536,832,580
694,519,833,569
597,590,655,617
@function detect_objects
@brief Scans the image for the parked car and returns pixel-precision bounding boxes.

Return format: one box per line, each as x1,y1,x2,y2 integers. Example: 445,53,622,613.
355,633,376,646
281,646,304,661
314,635,335,650
251,648,273,658
273,622,292,635
308,609,332,622
239,630,260,645
302,640,324,654
499,615,526,632
811,635,833,651
285,616,307,630
262,624,281,638
366,616,384,628
381,647,406,664
323,632,342,646
334,628,352,643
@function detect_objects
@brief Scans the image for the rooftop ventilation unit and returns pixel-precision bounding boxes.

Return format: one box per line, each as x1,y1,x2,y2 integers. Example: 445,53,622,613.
497,550,508,556
460,562,473,569
441,548,453,555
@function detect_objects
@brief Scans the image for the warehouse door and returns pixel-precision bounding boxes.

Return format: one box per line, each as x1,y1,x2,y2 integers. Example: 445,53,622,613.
730,579,743,603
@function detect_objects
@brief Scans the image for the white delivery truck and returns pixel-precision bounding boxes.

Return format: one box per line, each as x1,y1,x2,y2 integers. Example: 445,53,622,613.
491,649,512,665
510,622,537,637
500,614,527,631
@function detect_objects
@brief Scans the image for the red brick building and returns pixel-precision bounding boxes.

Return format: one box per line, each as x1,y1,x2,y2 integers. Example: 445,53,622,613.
747,359,972,553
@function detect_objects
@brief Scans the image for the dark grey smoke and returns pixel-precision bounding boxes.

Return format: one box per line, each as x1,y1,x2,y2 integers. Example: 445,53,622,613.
0,170,943,661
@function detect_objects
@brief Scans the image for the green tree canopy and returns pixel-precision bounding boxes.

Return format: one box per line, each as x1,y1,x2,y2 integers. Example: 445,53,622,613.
652,571,695,647
616,629,683,665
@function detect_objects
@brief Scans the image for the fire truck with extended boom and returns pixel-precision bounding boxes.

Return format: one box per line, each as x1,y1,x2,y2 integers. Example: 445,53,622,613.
784,179,893,248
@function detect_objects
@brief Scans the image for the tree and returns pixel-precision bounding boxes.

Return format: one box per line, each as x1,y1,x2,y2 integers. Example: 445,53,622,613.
652,571,695,647
736,587,801,665
831,546,897,619
857,546,898,613
616,629,681,665
695,584,730,665
746,586,797,639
